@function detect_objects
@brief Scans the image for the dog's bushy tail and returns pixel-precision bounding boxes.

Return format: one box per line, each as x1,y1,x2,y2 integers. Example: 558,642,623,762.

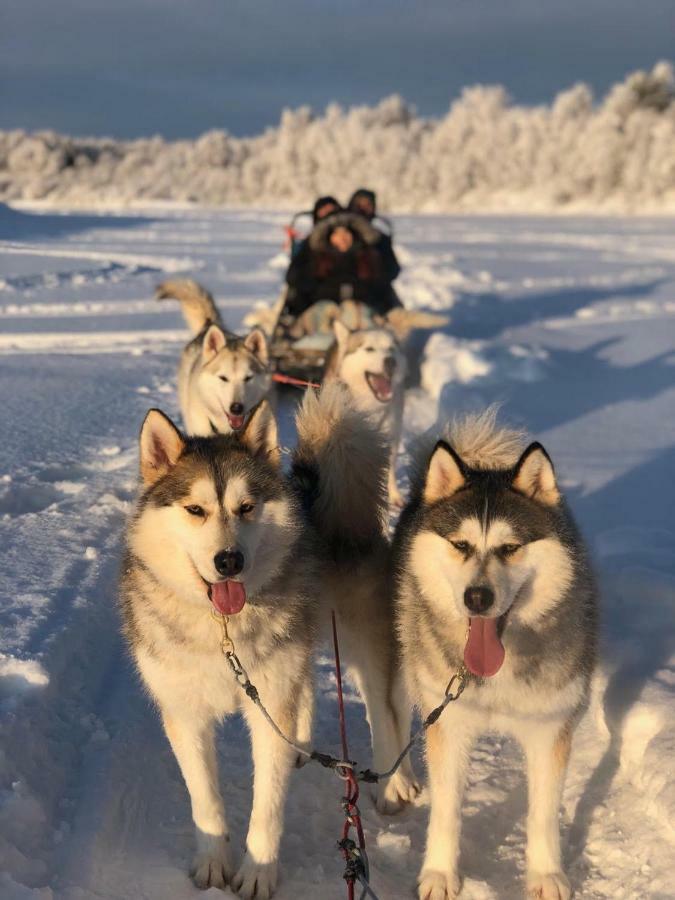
155,279,223,334
293,384,388,552
443,405,525,470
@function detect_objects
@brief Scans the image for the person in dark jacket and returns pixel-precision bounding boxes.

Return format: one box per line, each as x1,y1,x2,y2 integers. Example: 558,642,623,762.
285,212,397,321
347,188,377,220
347,187,401,301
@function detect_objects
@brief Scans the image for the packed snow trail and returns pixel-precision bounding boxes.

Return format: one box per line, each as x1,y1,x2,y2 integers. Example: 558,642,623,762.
0,206,674,899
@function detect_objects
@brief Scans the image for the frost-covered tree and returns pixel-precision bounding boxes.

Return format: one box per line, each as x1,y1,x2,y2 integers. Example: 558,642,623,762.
0,62,673,211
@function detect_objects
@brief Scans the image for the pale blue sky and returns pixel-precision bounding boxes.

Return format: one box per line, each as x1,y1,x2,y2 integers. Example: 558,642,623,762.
2,0,673,138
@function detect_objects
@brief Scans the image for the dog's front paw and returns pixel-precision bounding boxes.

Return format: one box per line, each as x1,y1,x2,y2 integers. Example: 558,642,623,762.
527,870,571,899
376,771,421,814
190,838,233,890
232,854,278,900
417,868,461,900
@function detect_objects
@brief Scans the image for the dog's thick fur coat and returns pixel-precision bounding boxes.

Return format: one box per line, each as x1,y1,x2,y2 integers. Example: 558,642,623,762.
394,408,597,899
292,385,420,812
157,279,271,436
120,385,418,897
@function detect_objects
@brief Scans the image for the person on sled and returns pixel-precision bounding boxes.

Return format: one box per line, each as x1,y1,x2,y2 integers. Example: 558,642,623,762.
284,211,400,335
347,187,400,279
312,194,341,223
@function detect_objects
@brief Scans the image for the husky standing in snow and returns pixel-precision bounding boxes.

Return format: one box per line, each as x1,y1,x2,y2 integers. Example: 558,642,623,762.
324,308,447,506
119,386,417,897
394,409,597,900
120,401,314,898
156,279,271,435
292,385,420,813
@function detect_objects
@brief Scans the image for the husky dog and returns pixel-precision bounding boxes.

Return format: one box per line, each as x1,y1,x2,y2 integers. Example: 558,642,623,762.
120,401,318,898
324,318,407,506
324,308,447,506
157,279,271,435
394,409,597,900
119,387,410,897
292,386,420,812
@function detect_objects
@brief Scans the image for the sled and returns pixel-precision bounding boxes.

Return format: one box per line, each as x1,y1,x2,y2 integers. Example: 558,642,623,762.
266,210,400,383
267,287,333,384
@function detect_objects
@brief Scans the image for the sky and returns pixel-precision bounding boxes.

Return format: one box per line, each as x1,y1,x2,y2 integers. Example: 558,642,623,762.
2,0,674,140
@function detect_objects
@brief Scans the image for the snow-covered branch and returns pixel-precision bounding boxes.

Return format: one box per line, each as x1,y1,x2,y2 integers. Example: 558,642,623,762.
1,62,674,212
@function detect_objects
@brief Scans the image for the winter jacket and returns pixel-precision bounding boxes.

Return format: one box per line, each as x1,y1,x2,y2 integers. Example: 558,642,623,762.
285,212,400,317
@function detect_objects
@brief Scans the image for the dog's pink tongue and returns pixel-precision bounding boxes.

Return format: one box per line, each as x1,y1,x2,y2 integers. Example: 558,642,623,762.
228,414,245,430
211,580,246,615
371,374,393,400
464,617,505,677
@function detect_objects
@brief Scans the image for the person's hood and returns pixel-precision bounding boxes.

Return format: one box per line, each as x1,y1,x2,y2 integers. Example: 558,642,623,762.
308,212,380,251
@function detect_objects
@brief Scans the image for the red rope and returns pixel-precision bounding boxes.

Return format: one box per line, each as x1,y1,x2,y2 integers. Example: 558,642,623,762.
331,611,367,900
271,372,321,389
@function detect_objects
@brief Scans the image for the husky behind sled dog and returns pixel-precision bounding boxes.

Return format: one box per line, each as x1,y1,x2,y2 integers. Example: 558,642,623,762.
120,386,415,897
395,408,597,900
324,307,447,506
293,385,419,813
157,279,271,435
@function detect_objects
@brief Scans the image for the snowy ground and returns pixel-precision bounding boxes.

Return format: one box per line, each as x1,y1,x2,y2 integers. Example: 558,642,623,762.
0,205,674,900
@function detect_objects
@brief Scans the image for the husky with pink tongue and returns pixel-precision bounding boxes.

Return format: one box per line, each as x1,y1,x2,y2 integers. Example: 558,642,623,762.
324,310,447,507
394,408,597,900
156,279,271,437
120,400,318,900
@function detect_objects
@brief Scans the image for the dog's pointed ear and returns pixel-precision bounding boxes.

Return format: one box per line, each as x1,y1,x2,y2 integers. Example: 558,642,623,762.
512,442,560,506
244,327,269,365
139,409,185,486
423,441,467,504
240,400,280,466
203,324,226,361
332,319,351,348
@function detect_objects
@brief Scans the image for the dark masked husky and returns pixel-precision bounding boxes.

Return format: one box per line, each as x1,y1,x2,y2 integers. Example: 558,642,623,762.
120,386,415,898
394,408,597,900
157,279,271,435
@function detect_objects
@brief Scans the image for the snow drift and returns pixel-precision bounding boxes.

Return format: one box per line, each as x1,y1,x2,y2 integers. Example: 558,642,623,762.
1,62,675,212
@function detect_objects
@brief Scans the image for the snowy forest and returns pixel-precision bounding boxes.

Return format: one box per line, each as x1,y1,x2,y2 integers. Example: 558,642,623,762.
1,62,674,212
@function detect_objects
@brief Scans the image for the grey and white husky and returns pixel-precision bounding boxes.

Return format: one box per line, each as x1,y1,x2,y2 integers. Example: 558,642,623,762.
324,308,447,506
120,386,416,897
394,408,598,900
157,279,271,435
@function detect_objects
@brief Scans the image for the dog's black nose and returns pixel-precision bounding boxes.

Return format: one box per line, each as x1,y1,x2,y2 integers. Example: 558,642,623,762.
383,356,397,378
230,402,244,415
464,586,495,614
214,549,244,578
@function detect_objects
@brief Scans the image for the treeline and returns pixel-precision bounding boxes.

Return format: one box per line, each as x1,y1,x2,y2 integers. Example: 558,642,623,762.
1,62,673,212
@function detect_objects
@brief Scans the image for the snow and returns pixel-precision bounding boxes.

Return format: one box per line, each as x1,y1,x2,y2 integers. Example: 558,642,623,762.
1,203,674,899
1,63,675,213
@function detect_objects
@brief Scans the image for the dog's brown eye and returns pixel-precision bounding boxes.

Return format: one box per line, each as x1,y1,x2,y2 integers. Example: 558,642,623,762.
451,540,471,554
239,501,255,515
500,543,521,557
244,375,253,382
219,376,229,383
185,504,205,517
364,346,375,352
